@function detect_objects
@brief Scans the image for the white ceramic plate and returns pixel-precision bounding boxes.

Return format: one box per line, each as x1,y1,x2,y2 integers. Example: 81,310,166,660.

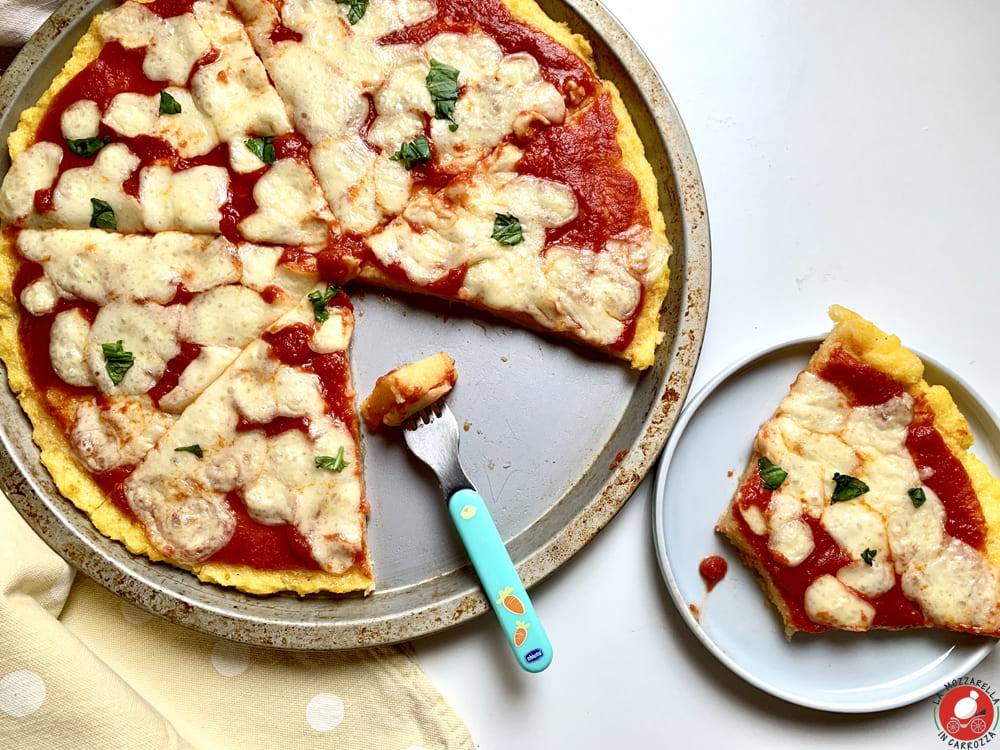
652,336,999,712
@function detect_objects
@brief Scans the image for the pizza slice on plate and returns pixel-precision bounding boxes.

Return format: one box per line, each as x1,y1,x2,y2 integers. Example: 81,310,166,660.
718,305,1000,636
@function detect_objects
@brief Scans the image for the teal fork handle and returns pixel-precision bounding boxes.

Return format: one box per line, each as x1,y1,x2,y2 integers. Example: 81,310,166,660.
448,488,552,672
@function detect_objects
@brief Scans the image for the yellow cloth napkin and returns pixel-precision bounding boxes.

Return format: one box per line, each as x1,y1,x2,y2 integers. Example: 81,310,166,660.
0,497,474,749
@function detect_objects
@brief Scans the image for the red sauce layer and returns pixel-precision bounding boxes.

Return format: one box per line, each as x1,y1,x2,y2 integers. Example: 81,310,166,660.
517,93,648,256
816,346,905,406
208,492,322,570
378,0,600,95
906,398,986,550
698,555,727,592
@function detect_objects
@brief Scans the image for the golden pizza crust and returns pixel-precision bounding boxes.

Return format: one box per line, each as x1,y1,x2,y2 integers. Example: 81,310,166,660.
361,352,457,432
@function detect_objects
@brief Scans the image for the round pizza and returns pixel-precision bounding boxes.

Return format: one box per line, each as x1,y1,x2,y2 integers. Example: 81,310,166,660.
0,0,672,594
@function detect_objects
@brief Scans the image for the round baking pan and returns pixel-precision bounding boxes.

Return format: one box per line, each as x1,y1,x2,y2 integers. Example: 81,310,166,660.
0,0,710,649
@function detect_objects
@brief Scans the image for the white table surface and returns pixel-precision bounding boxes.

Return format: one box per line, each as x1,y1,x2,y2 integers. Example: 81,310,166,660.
413,1,1000,746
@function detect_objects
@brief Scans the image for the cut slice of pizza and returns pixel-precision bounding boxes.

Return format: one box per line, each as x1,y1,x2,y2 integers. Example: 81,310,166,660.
717,305,1000,636
231,0,672,368
0,0,341,258
89,286,370,595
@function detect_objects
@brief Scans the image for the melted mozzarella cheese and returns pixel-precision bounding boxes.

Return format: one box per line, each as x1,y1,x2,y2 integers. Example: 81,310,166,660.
16,230,241,305
103,90,220,159
51,143,144,231
71,396,175,473
139,165,227,233
87,300,183,394
100,3,211,86
61,100,101,141
238,159,331,245
124,297,363,572
804,574,876,629
49,308,95,387
755,368,1000,631
0,142,63,223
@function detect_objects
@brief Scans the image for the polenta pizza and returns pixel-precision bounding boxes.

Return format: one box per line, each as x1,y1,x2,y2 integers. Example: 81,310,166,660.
717,306,1000,636
0,0,672,594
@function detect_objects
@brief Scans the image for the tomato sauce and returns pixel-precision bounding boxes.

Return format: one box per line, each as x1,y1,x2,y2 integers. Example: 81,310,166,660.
698,555,728,592
816,346,905,406
208,492,322,570
378,0,599,95
144,0,198,19
147,341,201,406
906,398,986,550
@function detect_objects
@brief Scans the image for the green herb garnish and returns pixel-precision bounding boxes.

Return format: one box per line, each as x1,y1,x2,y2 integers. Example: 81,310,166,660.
66,136,110,158
908,487,927,508
101,340,134,386
159,90,182,115
246,136,276,164
491,213,524,246
831,472,869,503
389,135,431,170
89,198,117,231
757,456,787,490
308,285,342,323
861,548,877,566
174,444,204,458
427,58,460,131
316,447,350,472
335,0,368,24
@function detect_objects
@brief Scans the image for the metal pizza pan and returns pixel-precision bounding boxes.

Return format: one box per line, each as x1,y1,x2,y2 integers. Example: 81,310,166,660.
0,0,710,649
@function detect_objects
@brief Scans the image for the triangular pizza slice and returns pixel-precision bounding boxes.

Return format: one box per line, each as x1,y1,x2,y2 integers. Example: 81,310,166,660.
231,0,672,368
91,286,370,595
0,0,340,257
0,227,320,537
717,306,1000,635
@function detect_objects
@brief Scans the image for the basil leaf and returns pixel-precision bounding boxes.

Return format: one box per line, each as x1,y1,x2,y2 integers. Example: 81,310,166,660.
89,198,117,231
66,135,110,158
246,136,277,164
427,58,460,131
174,444,204,458
831,472,869,502
389,135,431,170
757,456,787,490
308,284,342,323
861,548,877,566
908,487,926,508
101,340,134,386
335,0,368,24
491,213,524,246
159,89,182,115
315,446,349,472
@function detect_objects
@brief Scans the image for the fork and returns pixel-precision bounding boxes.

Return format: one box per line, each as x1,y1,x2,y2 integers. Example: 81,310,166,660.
404,402,553,673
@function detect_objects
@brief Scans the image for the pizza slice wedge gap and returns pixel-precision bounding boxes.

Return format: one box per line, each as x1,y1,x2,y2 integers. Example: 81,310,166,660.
717,305,1000,637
